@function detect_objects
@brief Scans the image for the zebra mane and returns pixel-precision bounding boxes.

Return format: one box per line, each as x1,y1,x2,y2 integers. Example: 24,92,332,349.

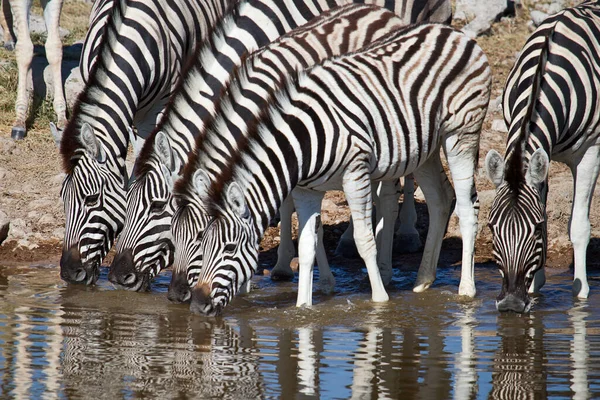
134,1,242,178
504,21,554,193
200,68,308,215
60,0,129,174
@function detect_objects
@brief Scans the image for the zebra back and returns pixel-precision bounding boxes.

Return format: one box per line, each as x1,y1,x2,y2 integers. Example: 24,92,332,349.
79,0,114,83
172,23,490,313
114,0,450,289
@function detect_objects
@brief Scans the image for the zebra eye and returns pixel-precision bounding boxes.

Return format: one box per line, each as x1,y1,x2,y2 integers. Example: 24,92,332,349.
223,243,236,254
85,193,99,206
195,229,204,243
150,200,167,213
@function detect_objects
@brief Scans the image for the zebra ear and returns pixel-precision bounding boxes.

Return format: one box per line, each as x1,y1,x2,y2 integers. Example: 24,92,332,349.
226,182,249,219
526,149,549,186
80,123,106,163
192,169,211,201
49,122,62,148
155,131,177,172
485,150,505,188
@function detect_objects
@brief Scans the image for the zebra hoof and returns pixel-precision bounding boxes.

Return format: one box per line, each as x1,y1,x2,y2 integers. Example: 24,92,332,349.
458,282,476,298
393,233,422,254
11,127,26,140
4,41,14,51
335,237,360,259
413,280,433,293
318,275,336,295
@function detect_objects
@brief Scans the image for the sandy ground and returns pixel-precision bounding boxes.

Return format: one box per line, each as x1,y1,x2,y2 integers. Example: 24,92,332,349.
0,3,598,273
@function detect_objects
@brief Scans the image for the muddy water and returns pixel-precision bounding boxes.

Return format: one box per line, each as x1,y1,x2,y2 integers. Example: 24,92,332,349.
0,261,598,399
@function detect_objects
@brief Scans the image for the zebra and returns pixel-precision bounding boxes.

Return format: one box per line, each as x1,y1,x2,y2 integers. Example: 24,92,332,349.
485,0,600,313
4,0,64,140
172,23,491,315
107,0,452,292
79,0,114,84
57,0,231,285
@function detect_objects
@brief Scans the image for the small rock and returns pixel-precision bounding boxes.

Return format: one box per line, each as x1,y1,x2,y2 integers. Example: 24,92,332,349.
530,10,549,27
262,269,270,276
16,238,39,250
29,14,70,38
64,67,84,112
491,119,508,133
38,214,56,226
546,3,564,15
489,96,503,112
290,257,299,272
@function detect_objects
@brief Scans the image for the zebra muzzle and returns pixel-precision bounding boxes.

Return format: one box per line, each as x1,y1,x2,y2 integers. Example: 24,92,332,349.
60,246,100,285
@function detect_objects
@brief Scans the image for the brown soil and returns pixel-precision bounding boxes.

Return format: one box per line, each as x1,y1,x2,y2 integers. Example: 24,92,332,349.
1,3,599,273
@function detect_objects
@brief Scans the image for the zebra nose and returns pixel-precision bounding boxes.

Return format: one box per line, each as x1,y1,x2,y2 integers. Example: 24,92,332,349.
167,272,191,303
108,249,136,286
60,246,87,284
496,293,529,313
190,283,217,315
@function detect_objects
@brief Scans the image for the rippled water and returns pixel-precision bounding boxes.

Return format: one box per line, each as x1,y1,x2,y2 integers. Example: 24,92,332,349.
0,260,598,399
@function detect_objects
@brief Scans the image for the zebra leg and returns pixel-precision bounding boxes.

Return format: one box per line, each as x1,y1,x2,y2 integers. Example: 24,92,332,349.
9,0,33,140
568,145,600,298
1,0,14,50
271,195,295,282
342,163,389,303
315,221,335,295
335,218,359,259
374,180,400,286
42,0,65,128
445,138,479,298
412,153,454,294
292,188,325,307
394,174,422,253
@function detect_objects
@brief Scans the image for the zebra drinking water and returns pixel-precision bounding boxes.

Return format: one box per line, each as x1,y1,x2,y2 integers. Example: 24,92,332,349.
107,0,451,292
172,23,492,315
485,0,600,313
56,0,234,285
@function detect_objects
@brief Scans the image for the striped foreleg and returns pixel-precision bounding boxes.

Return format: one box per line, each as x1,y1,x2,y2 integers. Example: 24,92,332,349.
342,159,389,303
445,135,481,298
43,0,66,129
292,188,325,307
271,195,335,294
569,145,600,298
374,180,401,286
9,0,33,139
412,152,455,294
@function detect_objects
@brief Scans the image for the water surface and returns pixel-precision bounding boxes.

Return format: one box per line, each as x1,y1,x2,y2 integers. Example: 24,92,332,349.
0,261,598,399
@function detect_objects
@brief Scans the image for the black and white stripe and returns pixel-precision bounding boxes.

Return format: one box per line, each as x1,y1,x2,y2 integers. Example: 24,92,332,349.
79,0,114,83
110,0,452,292
172,23,491,315
485,0,600,313
58,0,229,284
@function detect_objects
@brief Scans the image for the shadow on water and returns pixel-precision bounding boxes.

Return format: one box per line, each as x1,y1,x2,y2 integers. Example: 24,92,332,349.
0,258,599,398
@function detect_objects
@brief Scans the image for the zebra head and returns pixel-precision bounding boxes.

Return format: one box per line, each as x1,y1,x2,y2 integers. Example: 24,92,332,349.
59,122,127,285
169,192,211,305
189,181,258,316
109,132,179,291
485,148,550,313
